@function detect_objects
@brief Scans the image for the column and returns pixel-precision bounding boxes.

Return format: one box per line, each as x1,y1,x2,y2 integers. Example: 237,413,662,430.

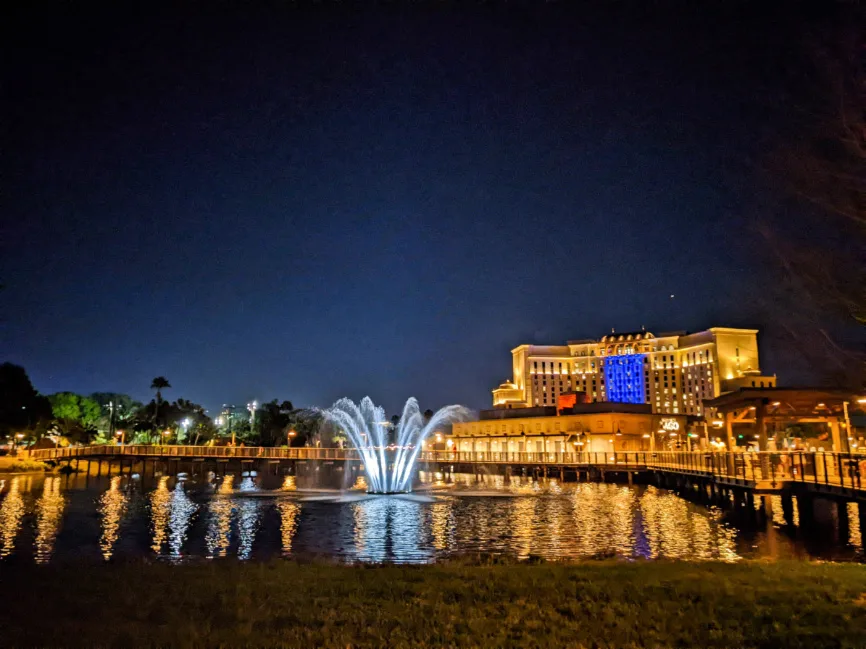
724,411,736,476
756,402,770,480
724,411,735,450
829,420,843,452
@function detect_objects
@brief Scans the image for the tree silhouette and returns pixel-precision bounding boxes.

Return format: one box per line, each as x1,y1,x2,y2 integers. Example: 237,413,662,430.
150,377,171,429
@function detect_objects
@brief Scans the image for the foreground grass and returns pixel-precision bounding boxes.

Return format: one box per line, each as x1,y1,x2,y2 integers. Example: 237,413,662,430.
1,560,865,648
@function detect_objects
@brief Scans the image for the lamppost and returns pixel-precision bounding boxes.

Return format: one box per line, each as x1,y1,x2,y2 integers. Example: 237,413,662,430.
14,433,24,454
287,429,297,447
181,418,192,445
162,429,171,445
247,401,258,441
115,429,126,445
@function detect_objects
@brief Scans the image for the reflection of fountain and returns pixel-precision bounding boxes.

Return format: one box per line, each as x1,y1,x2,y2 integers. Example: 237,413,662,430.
320,397,468,494
351,497,426,563
281,476,296,491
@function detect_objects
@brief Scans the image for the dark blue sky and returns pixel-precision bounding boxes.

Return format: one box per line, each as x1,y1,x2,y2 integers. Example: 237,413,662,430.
2,3,854,414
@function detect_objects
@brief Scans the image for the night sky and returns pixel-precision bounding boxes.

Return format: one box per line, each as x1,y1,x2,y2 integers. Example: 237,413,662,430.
2,3,857,414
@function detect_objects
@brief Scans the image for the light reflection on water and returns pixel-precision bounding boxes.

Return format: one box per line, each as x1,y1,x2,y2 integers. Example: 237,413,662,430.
0,471,862,564
168,481,198,558
277,501,300,554
98,476,127,560
34,477,65,564
150,476,172,553
0,477,26,558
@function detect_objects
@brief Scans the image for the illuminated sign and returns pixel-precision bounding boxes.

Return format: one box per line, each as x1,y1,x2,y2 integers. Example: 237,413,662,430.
660,418,680,432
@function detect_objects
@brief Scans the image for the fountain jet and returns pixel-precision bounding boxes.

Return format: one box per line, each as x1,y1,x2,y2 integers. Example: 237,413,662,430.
320,397,468,494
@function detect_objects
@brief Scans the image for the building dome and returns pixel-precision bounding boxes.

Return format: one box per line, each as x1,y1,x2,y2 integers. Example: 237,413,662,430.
496,380,517,390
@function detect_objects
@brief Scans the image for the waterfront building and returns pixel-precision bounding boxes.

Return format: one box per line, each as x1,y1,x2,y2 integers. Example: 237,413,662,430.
491,327,776,416
450,403,689,455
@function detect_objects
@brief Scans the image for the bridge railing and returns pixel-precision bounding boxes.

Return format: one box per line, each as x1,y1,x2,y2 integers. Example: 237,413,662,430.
25,445,865,492
647,451,865,490
27,445,363,462
419,450,649,468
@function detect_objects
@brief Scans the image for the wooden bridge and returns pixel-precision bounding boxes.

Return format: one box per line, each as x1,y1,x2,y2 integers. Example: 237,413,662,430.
26,444,866,501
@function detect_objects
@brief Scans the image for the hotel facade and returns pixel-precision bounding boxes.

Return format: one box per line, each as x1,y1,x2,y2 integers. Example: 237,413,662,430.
449,327,866,455
490,327,776,417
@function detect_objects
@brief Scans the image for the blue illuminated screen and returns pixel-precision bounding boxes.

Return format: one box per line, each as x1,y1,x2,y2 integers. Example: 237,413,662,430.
603,354,646,404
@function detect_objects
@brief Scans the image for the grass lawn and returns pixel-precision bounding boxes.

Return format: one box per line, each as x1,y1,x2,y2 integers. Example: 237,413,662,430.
0,560,864,648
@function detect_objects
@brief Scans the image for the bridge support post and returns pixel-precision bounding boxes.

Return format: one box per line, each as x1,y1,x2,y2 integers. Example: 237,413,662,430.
560,467,565,482
761,495,773,518
627,471,633,486
837,501,850,544
797,494,814,527
781,492,794,525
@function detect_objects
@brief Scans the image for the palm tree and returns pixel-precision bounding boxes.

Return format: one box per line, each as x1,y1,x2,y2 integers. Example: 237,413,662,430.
150,377,171,432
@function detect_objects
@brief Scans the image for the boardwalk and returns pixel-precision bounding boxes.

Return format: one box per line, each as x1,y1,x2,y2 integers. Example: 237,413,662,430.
26,444,866,498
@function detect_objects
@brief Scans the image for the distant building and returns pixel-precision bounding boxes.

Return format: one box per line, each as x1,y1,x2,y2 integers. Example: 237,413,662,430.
491,327,776,416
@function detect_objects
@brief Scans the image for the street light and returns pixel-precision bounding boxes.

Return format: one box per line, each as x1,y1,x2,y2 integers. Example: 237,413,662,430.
14,433,24,454
181,418,192,444
162,429,171,445
287,429,297,446
115,430,125,445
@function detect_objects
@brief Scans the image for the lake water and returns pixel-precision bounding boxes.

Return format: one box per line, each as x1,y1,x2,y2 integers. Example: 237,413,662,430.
0,470,862,564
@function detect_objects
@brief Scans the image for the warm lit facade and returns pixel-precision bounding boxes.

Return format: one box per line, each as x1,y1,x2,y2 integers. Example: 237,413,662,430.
451,405,689,455
492,327,776,416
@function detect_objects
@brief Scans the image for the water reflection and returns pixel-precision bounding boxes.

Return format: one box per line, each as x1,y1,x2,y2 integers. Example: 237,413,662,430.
281,476,296,492
511,497,536,558
236,499,259,559
98,476,127,560
0,477,26,558
168,480,198,558
847,502,861,550
34,477,65,564
205,495,233,558
639,487,737,561
277,502,300,554
203,475,261,559
150,476,171,553
351,497,425,562
0,474,859,564
429,500,452,551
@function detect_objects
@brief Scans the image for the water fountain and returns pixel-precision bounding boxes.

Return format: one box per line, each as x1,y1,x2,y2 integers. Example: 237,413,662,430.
320,397,468,494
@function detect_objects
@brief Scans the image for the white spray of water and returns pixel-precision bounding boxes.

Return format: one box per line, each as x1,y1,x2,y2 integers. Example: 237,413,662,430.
320,397,468,493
